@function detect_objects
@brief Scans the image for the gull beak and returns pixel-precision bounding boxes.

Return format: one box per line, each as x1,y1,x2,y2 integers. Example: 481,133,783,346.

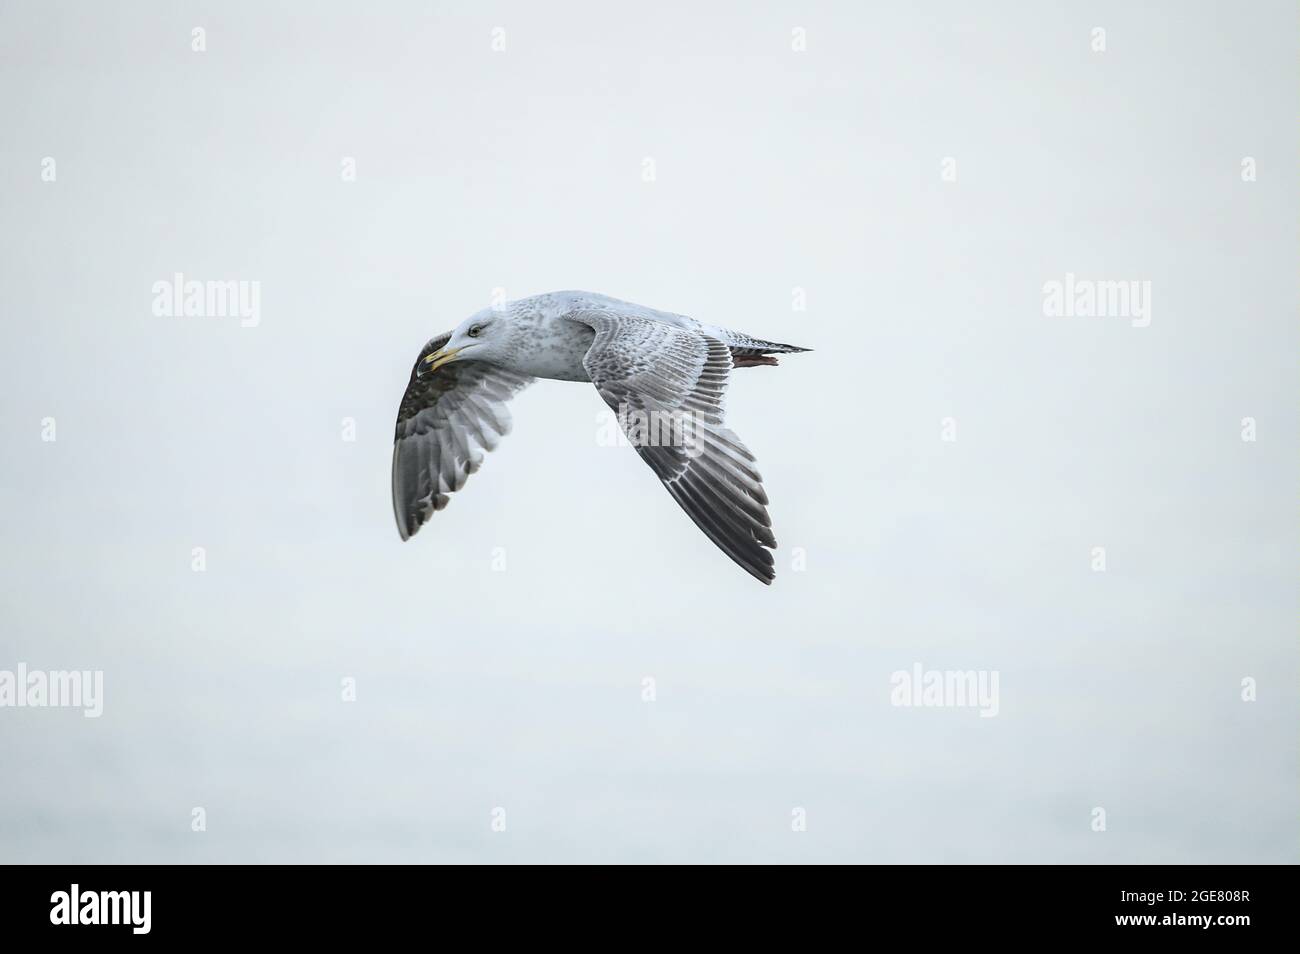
419,346,463,375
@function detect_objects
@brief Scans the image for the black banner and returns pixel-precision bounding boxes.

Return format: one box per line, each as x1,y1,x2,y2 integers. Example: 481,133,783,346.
1,866,1282,940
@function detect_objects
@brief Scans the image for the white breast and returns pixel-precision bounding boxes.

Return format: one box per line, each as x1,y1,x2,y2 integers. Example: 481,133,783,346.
508,314,594,382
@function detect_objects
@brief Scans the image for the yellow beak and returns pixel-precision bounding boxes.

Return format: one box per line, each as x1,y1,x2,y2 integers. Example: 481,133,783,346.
421,345,463,373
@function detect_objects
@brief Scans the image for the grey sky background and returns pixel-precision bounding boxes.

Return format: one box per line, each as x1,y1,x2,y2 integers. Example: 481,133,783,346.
1,0,1295,863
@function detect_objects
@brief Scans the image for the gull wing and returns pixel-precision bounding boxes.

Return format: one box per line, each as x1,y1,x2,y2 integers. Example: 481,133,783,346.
567,310,776,584
391,333,534,539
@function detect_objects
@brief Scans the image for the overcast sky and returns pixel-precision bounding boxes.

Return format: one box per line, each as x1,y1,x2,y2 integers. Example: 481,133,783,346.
1,0,1295,863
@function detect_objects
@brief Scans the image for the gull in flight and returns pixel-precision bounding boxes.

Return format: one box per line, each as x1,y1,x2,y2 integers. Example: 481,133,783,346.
392,291,809,583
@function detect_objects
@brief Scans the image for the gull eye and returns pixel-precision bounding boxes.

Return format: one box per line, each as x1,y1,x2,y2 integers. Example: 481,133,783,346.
467,324,483,338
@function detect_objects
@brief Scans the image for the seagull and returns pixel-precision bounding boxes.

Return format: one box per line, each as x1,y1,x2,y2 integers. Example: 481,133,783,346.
392,291,809,583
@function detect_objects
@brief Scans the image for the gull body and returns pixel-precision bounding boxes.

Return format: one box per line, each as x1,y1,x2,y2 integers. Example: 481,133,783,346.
437,291,778,382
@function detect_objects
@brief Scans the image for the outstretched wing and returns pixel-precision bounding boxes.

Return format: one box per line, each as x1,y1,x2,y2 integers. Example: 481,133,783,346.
392,333,534,539
567,310,777,584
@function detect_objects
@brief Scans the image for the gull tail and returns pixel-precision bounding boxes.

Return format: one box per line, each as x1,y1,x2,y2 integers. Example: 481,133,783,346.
727,336,812,368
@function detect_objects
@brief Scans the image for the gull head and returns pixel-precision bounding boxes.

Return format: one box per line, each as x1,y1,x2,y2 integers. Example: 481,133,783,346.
419,313,507,374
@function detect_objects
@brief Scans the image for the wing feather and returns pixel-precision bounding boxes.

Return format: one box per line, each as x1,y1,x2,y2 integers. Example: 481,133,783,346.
567,310,778,584
391,333,534,539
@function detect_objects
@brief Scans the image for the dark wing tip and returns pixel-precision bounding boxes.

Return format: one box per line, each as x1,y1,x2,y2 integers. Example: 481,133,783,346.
666,472,777,585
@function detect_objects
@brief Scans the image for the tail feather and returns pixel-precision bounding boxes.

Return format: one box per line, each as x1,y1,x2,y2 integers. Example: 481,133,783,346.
727,336,811,368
